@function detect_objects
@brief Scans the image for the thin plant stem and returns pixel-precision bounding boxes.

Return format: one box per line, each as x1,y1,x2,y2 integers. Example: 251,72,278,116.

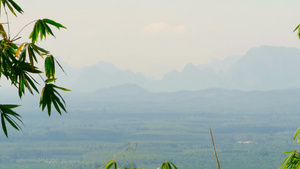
112,142,137,161
210,127,221,169
12,20,36,41
4,7,10,39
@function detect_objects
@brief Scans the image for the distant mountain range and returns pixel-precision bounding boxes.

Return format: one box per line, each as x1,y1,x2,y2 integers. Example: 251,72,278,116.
154,45,300,91
2,45,300,97
56,45,300,92
2,83,300,117
64,84,300,115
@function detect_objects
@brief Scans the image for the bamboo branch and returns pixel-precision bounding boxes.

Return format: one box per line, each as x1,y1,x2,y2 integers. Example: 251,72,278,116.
210,127,221,169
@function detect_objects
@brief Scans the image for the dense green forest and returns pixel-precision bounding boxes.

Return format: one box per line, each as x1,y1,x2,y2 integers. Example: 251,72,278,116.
2,85,300,168
0,106,299,169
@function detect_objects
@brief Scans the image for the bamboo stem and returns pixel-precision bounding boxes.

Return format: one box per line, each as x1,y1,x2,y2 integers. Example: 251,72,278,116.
210,128,221,169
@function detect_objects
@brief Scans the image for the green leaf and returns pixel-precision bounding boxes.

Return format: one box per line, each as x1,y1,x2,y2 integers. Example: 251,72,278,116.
1,114,8,137
39,83,69,116
29,23,37,43
0,104,22,138
104,160,117,169
2,104,19,109
294,127,300,143
45,78,57,83
284,151,297,154
27,45,37,66
5,1,17,16
293,24,300,32
159,162,177,169
122,163,136,169
29,19,66,43
54,58,67,75
43,19,66,29
294,24,300,39
11,61,41,98
4,0,23,16
53,84,71,92
45,55,55,79
0,24,8,39
30,43,49,56
280,150,300,169
5,115,21,131
168,161,178,169
52,99,62,115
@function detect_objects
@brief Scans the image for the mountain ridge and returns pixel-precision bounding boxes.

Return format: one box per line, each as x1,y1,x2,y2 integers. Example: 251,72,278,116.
3,45,300,93
66,84,300,114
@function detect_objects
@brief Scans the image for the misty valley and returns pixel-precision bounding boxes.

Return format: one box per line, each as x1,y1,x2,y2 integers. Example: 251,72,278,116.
2,46,300,168
1,0,300,167
0,0,299,167
1,86,300,169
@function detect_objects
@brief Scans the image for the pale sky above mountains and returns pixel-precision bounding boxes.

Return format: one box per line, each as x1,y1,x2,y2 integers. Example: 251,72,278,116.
8,0,300,78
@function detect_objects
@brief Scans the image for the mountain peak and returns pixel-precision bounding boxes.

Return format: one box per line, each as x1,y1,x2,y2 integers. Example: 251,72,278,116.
182,62,198,72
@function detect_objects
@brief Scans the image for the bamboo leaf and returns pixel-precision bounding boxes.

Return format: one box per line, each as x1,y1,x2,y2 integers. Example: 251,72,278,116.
53,84,71,92
294,24,300,39
0,24,8,39
105,160,115,169
4,1,16,16
5,115,20,131
29,19,66,43
30,43,49,56
2,105,20,109
294,127,300,142
1,114,8,137
45,78,57,83
52,99,62,115
39,83,69,116
15,43,25,57
0,104,22,138
54,58,66,75
43,19,66,29
45,55,55,79
5,0,23,16
168,162,178,169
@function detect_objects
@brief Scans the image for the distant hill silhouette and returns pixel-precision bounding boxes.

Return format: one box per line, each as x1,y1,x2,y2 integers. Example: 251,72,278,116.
153,46,300,91
60,45,300,92
56,61,151,93
67,84,300,114
4,45,300,93
225,46,300,90
3,83,300,115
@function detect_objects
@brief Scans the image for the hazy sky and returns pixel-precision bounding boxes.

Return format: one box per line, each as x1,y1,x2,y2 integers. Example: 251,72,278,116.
7,0,300,78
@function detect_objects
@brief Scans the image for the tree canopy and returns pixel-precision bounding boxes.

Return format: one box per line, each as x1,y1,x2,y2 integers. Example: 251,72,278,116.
0,0,69,137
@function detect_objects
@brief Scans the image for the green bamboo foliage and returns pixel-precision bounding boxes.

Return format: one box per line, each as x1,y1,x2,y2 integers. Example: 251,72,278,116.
98,142,177,169
281,150,300,169
99,160,177,169
294,24,300,39
29,19,66,43
0,0,23,16
102,160,118,169
40,84,70,116
0,0,69,137
159,161,178,169
0,104,22,138
281,128,300,169
280,25,300,169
